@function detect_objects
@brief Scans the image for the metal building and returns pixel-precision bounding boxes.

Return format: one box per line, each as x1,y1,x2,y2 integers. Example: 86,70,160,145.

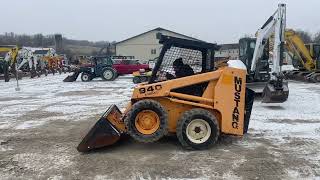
115,27,200,61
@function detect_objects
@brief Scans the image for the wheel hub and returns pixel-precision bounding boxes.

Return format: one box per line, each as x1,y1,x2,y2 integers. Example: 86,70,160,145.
186,119,211,144
135,110,160,135
103,70,113,79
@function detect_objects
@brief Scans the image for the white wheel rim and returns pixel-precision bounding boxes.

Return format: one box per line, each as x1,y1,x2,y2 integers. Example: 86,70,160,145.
103,70,113,79
186,119,211,144
83,74,89,81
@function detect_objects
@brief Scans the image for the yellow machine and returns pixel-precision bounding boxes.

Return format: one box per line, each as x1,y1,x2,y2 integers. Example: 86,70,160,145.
42,55,64,74
77,35,255,152
0,46,20,82
132,70,152,84
284,29,320,82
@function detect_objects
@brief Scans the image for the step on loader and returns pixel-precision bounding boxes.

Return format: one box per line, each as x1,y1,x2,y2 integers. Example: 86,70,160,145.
77,34,257,152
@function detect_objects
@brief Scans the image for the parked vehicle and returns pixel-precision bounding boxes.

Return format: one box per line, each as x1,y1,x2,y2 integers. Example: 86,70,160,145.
113,59,150,75
63,56,117,82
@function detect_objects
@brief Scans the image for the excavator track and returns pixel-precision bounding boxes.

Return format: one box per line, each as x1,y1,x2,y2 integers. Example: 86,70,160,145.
284,71,320,83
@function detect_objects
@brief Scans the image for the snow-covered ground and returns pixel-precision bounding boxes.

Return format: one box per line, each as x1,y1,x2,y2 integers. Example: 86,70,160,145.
0,74,134,130
0,74,319,179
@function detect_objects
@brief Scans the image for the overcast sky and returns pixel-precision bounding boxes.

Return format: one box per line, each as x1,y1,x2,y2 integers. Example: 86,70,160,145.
1,0,319,44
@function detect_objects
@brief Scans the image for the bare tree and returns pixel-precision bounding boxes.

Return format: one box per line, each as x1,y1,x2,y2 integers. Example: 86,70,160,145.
295,30,312,43
314,31,320,44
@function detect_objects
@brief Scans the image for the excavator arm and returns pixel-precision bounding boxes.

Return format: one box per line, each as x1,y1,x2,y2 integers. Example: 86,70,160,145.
0,46,20,66
285,30,316,71
250,3,289,103
0,46,20,82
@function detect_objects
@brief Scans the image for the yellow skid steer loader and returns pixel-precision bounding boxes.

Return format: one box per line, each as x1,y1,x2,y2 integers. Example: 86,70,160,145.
77,35,258,152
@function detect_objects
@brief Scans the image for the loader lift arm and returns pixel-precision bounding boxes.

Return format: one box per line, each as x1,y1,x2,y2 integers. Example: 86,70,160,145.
250,3,289,103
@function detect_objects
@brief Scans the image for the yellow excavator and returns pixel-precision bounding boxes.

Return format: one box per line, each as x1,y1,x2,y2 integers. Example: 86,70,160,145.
284,29,320,82
0,46,20,82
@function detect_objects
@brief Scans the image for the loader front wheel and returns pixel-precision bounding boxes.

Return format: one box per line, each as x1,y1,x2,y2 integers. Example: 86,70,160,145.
177,108,219,150
125,99,168,143
81,73,92,82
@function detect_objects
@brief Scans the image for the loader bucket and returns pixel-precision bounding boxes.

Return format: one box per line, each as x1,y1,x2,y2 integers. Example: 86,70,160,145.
262,81,289,103
77,105,124,152
243,88,255,134
63,71,80,82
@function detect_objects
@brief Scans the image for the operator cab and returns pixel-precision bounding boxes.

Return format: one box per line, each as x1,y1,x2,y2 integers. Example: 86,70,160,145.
150,34,218,83
91,56,113,66
149,34,219,96
239,38,270,83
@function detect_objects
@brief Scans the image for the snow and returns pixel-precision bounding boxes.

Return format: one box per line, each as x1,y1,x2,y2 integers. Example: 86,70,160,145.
227,60,247,70
15,120,48,130
0,74,134,129
250,81,320,139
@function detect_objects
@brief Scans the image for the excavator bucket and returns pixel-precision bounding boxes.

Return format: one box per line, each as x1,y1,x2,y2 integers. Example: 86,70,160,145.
63,71,80,82
77,105,124,152
262,81,289,103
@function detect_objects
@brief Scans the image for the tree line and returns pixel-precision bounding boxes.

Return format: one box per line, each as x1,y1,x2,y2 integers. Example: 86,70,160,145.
0,32,116,57
0,32,114,47
295,30,320,44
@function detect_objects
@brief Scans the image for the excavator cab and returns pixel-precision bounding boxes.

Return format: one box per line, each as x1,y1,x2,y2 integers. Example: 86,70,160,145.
238,38,288,103
239,38,271,83
306,43,320,70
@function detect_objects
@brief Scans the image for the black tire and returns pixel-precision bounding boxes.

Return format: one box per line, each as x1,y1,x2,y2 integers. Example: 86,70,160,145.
140,76,148,82
81,72,92,82
124,99,168,143
310,73,320,83
176,108,220,150
101,67,117,81
133,76,141,84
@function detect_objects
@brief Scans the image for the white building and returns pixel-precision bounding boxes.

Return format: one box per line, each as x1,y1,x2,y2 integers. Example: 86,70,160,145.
115,27,200,61
215,43,239,60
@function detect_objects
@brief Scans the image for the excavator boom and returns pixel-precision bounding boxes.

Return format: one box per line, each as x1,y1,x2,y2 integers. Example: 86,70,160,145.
251,3,289,103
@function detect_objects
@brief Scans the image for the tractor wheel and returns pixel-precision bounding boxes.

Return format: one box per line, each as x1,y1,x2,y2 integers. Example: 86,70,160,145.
133,76,141,84
176,108,219,150
101,67,117,81
81,72,92,82
124,99,168,143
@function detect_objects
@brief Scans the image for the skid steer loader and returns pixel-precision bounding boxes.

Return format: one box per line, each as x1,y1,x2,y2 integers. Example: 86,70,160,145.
77,34,256,152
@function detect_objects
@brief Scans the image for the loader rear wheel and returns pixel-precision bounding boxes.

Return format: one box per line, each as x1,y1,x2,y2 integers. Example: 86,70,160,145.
125,99,168,143
177,108,219,150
